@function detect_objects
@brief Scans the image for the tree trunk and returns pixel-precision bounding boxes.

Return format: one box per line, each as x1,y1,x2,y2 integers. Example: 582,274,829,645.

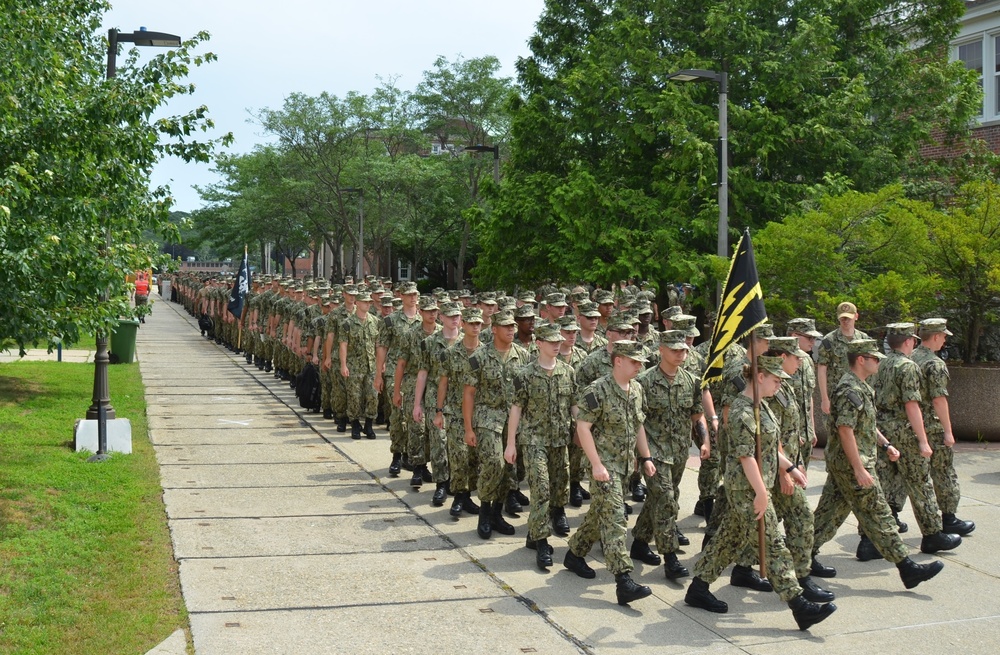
456,220,469,290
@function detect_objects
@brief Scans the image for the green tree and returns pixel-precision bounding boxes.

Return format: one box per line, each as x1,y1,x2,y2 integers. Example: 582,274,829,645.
0,0,227,352
480,0,978,295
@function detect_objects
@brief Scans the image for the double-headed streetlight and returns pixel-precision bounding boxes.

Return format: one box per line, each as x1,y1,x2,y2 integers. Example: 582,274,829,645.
343,188,364,280
464,144,500,184
666,69,728,300
87,27,182,458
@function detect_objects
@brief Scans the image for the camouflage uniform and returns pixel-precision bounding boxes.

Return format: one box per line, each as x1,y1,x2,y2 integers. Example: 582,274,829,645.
464,340,530,503
418,328,460,482
911,344,960,514
873,345,943,535
693,392,803,602
340,310,379,420
789,354,817,471
817,327,870,433
567,373,646,576
511,358,577,541
633,356,703,555
442,339,480,495
379,309,420,455
813,369,909,563
399,321,441,468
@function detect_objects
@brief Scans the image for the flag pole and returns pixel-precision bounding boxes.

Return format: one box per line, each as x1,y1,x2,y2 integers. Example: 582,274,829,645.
238,245,249,351
749,336,767,579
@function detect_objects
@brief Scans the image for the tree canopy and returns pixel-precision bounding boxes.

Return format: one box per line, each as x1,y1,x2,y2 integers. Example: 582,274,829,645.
0,0,227,352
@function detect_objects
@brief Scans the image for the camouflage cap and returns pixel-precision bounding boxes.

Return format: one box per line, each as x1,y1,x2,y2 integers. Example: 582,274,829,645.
577,301,602,318
570,290,589,304
355,292,373,303
478,292,498,305
399,281,419,295
369,282,384,293
612,340,647,362
886,322,918,339
594,289,615,304
658,330,690,350
848,338,885,359
458,289,473,299
418,296,439,311
751,323,775,340
517,290,537,304
758,354,791,379
380,296,395,307
535,323,565,342
637,290,656,302
498,296,517,311
462,307,484,323
672,314,700,338
767,336,807,358
837,301,858,319
391,297,403,308
661,305,683,320
919,318,953,336
492,310,516,326
545,292,568,307
635,301,653,315
557,315,581,331
787,318,823,338
439,301,462,317
343,284,358,295
514,305,536,320
448,290,461,300
607,314,634,333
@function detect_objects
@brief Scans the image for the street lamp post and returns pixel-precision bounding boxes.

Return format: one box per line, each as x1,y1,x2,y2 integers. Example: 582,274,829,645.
666,68,728,301
343,188,364,280
464,144,500,184
86,27,182,458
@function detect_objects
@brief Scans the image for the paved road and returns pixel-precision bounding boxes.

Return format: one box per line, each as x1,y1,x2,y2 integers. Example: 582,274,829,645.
138,295,1000,654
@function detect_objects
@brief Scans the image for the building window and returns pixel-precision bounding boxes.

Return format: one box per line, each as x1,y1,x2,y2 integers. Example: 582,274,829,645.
398,261,411,281
959,39,984,117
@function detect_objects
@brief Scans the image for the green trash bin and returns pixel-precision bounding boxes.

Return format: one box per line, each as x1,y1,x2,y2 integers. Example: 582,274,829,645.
109,319,140,364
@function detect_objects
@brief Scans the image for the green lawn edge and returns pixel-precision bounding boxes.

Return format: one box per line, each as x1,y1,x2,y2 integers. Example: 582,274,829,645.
0,361,189,654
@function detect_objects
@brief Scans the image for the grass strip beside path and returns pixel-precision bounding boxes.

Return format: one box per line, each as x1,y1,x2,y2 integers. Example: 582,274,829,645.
0,362,187,655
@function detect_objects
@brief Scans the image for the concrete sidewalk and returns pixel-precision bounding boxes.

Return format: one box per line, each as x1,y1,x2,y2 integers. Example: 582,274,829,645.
138,294,1000,654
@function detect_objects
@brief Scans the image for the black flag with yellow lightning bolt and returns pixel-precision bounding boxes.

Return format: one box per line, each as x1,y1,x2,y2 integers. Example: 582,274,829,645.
701,228,768,388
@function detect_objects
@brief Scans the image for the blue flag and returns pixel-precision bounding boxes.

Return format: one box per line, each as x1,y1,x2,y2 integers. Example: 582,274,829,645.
227,250,250,319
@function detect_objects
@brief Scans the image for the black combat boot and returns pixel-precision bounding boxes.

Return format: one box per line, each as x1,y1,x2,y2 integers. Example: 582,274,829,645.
569,482,585,507
459,493,479,515
788,594,837,631
676,526,690,546
410,464,425,488
350,420,362,440
890,504,908,533
897,556,944,589
920,531,962,553
264,360,272,372
856,534,883,561
629,539,661,565
730,565,772,592
615,573,652,605
810,556,837,578
503,490,522,517
630,477,647,502
942,513,975,536
563,550,596,579
693,498,706,517
363,418,376,439
388,453,401,477
514,488,529,506
450,492,465,517
550,507,570,536
323,407,333,420
798,576,835,602
534,537,553,570
336,416,348,433
489,501,515,535
421,466,433,483
663,552,689,580
685,576,727,613
702,497,714,523
432,481,448,507
477,503,492,539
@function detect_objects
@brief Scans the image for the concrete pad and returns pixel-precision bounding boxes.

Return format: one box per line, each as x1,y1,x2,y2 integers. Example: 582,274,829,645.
170,513,450,558
179,549,508,612
188,596,587,655
163,485,408,519
146,403,292,417
159,461,371,489
74,418,133,454
149,415,306,430
143,628,187,655
154,443,347,465
148,427,324,446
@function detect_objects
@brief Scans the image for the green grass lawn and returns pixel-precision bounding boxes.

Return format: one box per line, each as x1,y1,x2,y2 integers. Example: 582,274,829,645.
0,362,188,655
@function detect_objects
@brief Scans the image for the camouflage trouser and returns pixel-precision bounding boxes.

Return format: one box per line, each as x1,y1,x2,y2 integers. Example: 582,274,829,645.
320,367,333,412
812,464,909,564
569,442,587,485
243,330,255,357
568,475,632,575
401,379,429,466
523,444,569,541
705,482,758,567
697,432,720,501
332,361,348,417
445,414,478,493
633,457,679,554
876,447,907,511
693,488,802,602
668,455,686,502
475,426,506,503
427,416,450,483
772,484,814,579
508,446,526,492
345,368,377,420
886,426,943,534
259,336,273,363
929,429,960,515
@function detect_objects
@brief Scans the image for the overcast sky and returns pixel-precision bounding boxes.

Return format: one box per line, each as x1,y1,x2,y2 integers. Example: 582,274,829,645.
103,0,546,212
